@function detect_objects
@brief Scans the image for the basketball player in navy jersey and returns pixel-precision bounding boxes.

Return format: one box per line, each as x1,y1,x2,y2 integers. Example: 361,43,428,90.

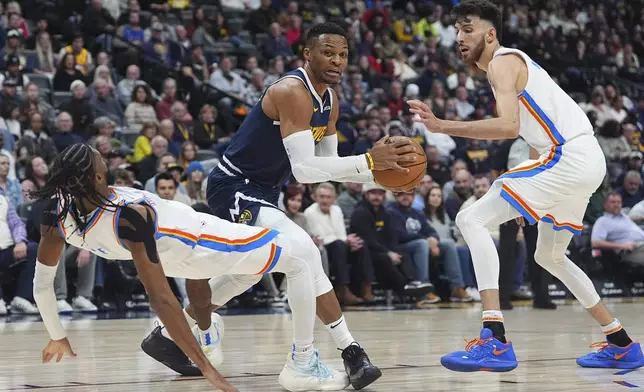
142,23,419,390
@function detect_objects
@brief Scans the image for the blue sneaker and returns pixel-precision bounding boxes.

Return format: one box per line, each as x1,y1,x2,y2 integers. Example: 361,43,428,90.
577,340,644,369
440,328,518,372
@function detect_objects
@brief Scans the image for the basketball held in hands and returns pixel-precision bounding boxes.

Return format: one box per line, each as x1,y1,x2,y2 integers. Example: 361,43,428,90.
372,137,427,193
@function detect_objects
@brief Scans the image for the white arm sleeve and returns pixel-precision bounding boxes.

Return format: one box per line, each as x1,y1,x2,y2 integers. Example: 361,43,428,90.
312,134,375,183
33,260,66,340
284,131,371,183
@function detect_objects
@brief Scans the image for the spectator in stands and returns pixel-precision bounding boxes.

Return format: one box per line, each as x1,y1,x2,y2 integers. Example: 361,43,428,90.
178,141,197,169
597,120,632,166
425,145,450,186
616,170,644,210
243,68,266,104
93,116,120,147
155,78,180,120
155,171,178,201
0,191,38,314
6,12,28,39
445,168,472,220
60,80,94,140
58,34,93,76
247,0,277,35
132,122,157,163
264,57,284,85
22,83,56,131
350,183,422,300
116,65,141,107
304,183,365,304
53,53,85,92
28,31,55,77
91,65,116,97
53,244,98,313
143,23,172,67
137,135,168,183
193,104,228,152
124,85,157,131
336,182,362,227
592,192,644,266
51,112,83,152
116,9,144,46
0,30,26,70
113,168,135,187
0,54,29,90
90,79,124,126
184,161,205,204
0,102,21,139
0,78,21,107
0,132,15,180
16,112,57,165
171,101,192,145
390,190,472,302
262,22,293,60
181,44,210,96
20,156,47,203
411,174,433,211
0,154,21,207
157,118,179,156
454,139,492,175
209,56,247,98
82,0,116,48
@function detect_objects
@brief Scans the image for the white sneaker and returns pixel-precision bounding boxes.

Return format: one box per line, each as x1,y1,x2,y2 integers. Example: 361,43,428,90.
10,297,39,314
278,350,350,391
466,287,481,302
57,299,73,313
0,299,7,315
192,313,224,366
72,296,97,312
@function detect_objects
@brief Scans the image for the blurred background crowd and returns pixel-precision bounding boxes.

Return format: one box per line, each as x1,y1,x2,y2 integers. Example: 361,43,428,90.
0,0,642,315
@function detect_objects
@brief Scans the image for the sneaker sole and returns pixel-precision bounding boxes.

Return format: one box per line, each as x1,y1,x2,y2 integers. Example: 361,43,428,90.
576,358,644,369
441,357,518,372
350,366,382,390
140,331,203,377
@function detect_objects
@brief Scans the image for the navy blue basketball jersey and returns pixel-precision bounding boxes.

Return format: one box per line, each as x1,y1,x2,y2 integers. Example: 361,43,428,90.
220,67,333,188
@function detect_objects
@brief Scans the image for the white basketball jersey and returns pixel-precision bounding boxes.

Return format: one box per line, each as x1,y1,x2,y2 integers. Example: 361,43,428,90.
56,187,278,277
490,48,593,154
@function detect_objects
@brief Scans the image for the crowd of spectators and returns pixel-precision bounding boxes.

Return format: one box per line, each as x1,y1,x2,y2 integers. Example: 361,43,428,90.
0,0,643,314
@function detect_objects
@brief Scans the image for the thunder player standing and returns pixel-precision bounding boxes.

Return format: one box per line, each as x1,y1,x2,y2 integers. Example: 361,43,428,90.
409,0,644,372
150,23,415,390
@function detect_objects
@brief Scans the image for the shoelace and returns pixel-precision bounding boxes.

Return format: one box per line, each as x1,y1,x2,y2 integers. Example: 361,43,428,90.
310,351,333,378
588,341,612,355
464,337,494,351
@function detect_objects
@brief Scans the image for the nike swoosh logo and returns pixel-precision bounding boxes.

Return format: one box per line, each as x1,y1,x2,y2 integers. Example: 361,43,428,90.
313,107,319,112
615,351,631,360
493,348,510,355
330,319,344,329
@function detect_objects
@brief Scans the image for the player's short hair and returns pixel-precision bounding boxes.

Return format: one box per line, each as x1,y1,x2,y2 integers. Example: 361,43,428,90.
451,0,503,42
305,22,348,47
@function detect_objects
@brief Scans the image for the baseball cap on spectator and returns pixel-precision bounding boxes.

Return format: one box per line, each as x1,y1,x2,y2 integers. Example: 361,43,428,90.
6,54,20,67
3,78,18,87
363,183,385,193
7,29,20,39
167,163,184,175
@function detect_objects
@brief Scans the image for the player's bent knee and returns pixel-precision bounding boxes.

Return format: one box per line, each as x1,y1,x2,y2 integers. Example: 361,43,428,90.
455,208,472,230
231,274,262,287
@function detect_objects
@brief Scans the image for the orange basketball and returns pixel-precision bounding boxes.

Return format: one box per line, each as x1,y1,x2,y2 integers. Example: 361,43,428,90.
372,137,427,193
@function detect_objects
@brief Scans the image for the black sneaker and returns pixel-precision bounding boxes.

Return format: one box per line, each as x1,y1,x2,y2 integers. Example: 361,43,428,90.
403,281,434,298
341,343,382,390
141,326,202,376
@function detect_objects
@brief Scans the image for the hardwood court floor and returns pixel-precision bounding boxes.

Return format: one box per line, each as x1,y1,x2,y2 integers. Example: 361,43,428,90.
1,302,644,391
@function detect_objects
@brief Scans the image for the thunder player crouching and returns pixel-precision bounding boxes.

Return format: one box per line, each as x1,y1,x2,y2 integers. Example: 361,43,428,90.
142,22,420,391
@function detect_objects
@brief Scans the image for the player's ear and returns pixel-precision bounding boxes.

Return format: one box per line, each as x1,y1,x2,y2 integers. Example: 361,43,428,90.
303,46,311,62
487,28,495,43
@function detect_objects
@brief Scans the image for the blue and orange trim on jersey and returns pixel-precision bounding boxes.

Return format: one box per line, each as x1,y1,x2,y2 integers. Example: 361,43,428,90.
157,226,279,253
518,90,565,146
112,194,157,250
57,189,118,239
256,243,282,275
499,145,562,180
500,185,583,235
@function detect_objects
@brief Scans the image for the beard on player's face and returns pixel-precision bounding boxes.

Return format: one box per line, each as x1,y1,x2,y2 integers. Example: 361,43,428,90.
460,36,486,64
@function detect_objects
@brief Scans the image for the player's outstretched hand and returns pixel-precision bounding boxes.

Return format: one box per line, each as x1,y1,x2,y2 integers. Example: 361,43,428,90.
515,217,525,227
370,135,417,172
42,338,77,363
203,366,239,392
407,100,442,133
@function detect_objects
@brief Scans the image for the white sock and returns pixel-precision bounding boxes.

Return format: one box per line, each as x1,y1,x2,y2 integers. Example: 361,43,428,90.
482,310,504,323
324,316,355,350
197,325,216,346
292,341,314,368
601,319,622,335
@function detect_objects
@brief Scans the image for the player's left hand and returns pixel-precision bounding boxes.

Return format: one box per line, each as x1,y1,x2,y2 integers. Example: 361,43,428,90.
42,338,77,363
407,100,442,133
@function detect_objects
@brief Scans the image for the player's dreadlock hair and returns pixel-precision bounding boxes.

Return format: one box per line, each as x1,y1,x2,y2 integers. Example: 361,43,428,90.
32,143,118,234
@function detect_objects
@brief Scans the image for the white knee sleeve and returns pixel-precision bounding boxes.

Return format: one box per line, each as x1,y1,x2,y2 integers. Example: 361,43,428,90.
209,274,262,306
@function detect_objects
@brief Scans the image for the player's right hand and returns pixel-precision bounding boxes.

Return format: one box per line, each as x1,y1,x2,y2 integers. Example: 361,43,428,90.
202,367,239,392
369,136,417,172
42,338,77,363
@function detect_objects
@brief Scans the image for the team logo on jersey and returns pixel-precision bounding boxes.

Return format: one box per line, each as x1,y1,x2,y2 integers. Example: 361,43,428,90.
238,209,253,225
311,126,327,142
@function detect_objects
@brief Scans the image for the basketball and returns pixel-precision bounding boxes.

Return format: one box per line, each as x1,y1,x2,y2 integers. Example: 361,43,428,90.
372,137,427,193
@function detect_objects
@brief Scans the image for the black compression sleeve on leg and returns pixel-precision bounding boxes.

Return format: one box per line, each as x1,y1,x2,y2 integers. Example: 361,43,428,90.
117,204,160,264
